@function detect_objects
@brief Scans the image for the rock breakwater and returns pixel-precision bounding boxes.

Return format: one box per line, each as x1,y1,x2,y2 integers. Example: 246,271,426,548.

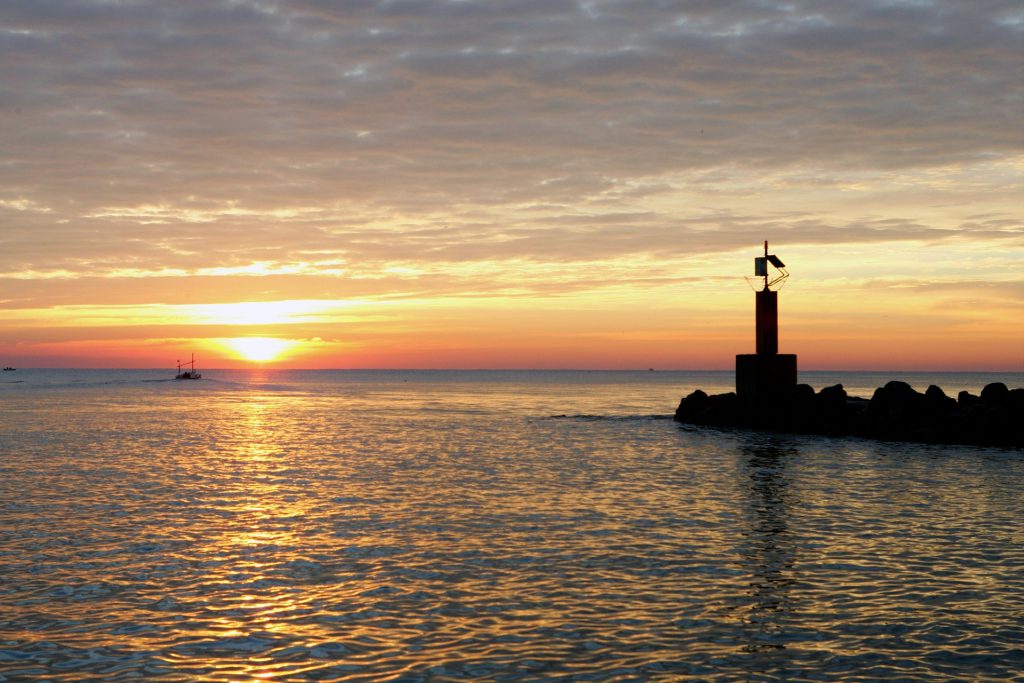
674,380,1023,448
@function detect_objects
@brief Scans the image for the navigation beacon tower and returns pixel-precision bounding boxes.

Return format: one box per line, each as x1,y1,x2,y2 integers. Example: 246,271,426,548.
736,241,797,403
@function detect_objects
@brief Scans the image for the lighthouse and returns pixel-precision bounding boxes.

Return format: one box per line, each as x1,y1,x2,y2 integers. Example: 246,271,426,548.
736,241,797,404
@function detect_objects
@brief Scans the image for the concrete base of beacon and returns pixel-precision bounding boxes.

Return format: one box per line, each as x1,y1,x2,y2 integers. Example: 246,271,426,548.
736,353,797,405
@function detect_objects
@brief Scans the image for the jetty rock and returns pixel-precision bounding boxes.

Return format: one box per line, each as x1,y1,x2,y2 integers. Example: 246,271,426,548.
675,381,1024,448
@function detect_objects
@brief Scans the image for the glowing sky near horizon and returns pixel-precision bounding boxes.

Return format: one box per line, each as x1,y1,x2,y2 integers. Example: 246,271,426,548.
1,0,1022,369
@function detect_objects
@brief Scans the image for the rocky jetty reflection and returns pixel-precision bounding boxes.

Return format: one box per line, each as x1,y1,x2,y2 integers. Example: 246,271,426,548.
675,381,1024,448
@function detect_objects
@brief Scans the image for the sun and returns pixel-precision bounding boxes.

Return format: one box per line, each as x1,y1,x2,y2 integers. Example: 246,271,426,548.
222,337,294,363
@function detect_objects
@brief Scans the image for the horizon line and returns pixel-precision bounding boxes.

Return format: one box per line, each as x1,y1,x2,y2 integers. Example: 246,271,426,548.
5,367,1023,374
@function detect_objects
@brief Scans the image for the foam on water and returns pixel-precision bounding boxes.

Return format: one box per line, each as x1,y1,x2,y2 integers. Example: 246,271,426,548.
1,369,1023,681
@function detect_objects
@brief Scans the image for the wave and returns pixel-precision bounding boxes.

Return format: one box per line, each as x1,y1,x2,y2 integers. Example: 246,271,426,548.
545,414,673,422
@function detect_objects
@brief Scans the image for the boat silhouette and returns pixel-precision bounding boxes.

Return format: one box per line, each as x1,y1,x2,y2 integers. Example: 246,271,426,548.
175,353,202,380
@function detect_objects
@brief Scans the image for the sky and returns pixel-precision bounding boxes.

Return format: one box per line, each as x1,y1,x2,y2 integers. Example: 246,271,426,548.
1,0,1022,370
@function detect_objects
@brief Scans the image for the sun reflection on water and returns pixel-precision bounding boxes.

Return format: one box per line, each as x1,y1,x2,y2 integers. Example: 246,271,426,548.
189,391,353,681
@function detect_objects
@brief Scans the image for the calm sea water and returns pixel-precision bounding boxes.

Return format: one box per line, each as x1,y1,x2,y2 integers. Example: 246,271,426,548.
1,369,1022,682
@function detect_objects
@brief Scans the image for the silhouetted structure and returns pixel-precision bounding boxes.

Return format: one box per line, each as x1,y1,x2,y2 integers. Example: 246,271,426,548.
175,353,202,380
736,242,797,405
672,243,1023,447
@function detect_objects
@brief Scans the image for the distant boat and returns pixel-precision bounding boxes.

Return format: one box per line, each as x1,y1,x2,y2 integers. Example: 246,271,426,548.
2,367,14,371
175,353,202,380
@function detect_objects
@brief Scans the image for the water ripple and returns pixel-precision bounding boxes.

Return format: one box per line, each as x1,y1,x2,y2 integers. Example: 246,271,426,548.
2,375,1023,681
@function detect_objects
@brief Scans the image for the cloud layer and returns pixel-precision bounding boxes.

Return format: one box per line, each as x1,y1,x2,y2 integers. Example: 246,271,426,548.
0,0,1021,366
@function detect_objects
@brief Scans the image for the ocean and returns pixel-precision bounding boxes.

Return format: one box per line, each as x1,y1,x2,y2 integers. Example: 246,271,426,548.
1,369,1022,682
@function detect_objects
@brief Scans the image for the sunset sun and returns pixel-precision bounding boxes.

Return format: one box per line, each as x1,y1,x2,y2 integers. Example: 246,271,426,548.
222,337,294,363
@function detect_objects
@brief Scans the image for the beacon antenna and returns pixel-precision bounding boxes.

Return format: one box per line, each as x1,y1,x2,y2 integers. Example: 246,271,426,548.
747,240,789,291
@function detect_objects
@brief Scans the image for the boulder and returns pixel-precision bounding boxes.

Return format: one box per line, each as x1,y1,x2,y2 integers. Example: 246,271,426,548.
958,391,979,406
864,381,929,438
703,392,742,426
924,384,957,414
816,383,847,410
675,389,743,426
981,382,1010,403
675,389,709,421
868,380,920,412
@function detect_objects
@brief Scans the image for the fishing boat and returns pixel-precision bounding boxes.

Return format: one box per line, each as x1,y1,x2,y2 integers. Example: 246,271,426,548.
175,353,202,380
2,367,14,371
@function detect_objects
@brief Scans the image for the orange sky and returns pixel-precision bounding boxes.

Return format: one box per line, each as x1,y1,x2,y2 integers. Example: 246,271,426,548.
1,2,1022,370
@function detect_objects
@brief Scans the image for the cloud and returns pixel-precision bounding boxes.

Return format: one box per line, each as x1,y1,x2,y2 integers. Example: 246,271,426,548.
0,0,1021,308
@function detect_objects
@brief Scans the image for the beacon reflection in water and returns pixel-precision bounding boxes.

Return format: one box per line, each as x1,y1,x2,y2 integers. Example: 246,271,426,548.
738,441,799,652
